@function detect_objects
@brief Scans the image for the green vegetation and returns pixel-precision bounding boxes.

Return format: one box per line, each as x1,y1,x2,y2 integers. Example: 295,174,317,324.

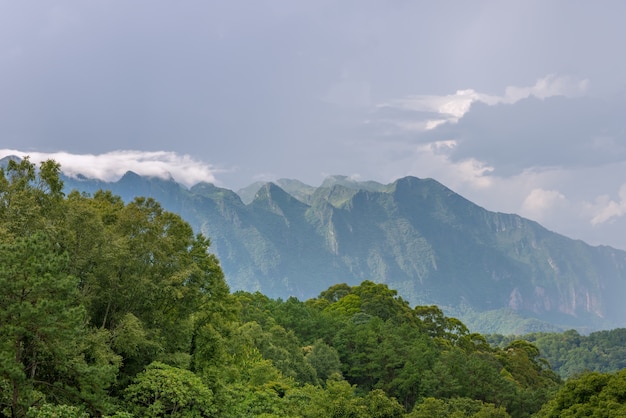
2,158,625,417
534,369,626,417
489,328,626,379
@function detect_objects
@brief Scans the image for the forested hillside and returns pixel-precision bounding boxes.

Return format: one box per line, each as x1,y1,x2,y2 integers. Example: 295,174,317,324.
58,167,626,334
490,328,626,379
2,159,625,417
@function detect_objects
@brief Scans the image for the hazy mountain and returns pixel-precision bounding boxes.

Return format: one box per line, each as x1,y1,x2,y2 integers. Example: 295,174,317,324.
238,178,317,204
61,172,626,334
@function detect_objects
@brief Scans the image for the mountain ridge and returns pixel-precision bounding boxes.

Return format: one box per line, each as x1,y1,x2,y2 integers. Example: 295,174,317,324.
60,171,626,334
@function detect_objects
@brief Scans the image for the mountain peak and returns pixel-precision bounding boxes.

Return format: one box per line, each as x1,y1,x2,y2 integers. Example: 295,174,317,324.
320,175,386,192
253,182,297,205
117,170,177,185
251,182,310,217
119,170,142,181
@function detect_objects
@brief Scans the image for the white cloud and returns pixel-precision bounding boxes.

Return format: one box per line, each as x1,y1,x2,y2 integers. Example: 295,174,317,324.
380,89,491,118
520,188,568,223
376,74,589,132
425,119,447,130
503,74,589,103
404,141,495,191
589,184,626,225
0,149,220,187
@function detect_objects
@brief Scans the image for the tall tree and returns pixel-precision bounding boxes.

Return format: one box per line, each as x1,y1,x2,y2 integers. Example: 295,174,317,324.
0,159,116,416
0,233,85,417
64,191,232,383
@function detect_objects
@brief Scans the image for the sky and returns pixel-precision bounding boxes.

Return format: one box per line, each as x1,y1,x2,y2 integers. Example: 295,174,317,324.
2,1,626,249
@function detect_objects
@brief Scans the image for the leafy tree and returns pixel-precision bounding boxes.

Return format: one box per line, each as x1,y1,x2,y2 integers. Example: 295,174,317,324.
534,369,626,417
64,191,232,385
72,328,122,412
230,321,318,386
272,296,341,345
509,328,626,379
499,340,560,389
221,382,289,417
212,332,297,418
26,403,88,418
315,281,414,325
324,293,363,317
0,234,87,416
333,315,437,409
351,280,413,323
305,339,342,383
414,305,469,345
318,283,352,303
0,158,65,239
360,389,405,418
430,347,510,404
124,362,215,417
284,379,370,418
234,291,279,329
408,397,511,418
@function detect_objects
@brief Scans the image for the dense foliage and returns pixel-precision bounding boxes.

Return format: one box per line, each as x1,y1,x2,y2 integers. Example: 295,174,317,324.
489,328,626,379
1,159,624,417
534,369,626,417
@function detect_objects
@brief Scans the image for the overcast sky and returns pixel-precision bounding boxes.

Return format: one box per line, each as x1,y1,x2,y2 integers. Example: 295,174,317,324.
2,1,626,250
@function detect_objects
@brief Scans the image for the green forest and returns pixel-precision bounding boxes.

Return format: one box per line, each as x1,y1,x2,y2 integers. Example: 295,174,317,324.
2,158,626,418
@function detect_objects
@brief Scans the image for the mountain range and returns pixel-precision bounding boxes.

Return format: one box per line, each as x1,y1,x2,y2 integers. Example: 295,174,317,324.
47,166,626,335
3,156,624,334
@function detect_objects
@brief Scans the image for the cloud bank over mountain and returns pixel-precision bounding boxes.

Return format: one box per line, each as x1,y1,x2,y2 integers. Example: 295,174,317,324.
0,150,219,187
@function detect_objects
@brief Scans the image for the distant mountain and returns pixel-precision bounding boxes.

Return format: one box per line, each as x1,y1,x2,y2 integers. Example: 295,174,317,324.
61,172,626,334
238,178,317,205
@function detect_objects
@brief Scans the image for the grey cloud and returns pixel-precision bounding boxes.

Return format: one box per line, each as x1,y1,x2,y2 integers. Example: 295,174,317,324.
422,95,626,175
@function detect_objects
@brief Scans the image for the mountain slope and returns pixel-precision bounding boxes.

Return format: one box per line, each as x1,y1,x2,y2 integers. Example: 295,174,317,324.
62,173,626,333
